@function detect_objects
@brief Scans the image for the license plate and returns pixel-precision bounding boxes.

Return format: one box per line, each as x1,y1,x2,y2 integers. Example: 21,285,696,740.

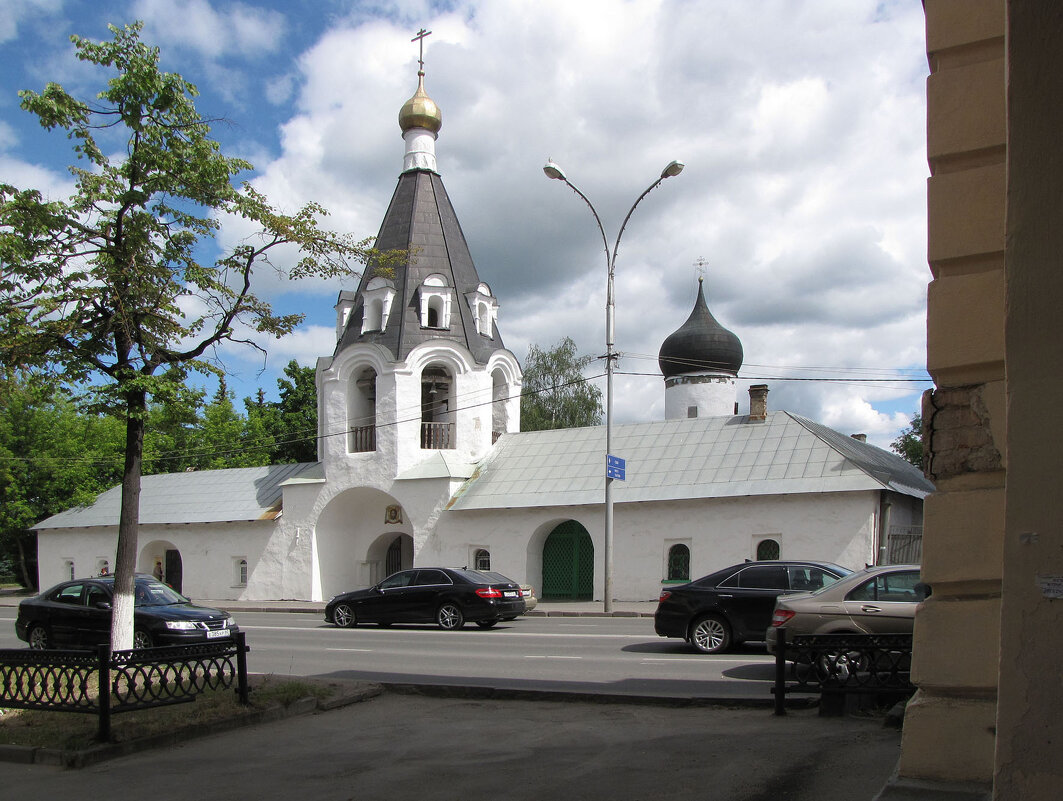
503,591,518,598
206,629,230,639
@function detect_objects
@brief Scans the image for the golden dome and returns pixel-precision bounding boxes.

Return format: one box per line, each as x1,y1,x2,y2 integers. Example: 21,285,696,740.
399,72,442,134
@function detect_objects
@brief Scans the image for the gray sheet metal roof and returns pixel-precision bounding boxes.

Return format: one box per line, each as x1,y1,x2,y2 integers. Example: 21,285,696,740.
34,463,319,530
446,412,934,511
335,171,502,364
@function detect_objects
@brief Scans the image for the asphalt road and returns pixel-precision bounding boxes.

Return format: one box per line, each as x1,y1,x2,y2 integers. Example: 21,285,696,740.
0,604,904,799
0,607,779,700
236,610,779,700
0,692,902,800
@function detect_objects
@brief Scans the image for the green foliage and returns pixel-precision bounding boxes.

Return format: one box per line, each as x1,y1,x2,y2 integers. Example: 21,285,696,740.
520,337,603,431
194,380,273,469
891,413,924,469
0,373,124,587
0,22,399,645
247,360,318,463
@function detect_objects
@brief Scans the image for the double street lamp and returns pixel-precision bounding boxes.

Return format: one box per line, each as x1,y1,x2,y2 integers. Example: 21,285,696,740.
543,158,684,612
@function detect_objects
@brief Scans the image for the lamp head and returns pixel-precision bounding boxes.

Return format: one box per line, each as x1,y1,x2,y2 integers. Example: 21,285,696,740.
543,159,567,181
661,160,685,179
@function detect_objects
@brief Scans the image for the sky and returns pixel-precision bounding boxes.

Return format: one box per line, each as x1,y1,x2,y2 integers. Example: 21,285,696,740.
1,0,932,450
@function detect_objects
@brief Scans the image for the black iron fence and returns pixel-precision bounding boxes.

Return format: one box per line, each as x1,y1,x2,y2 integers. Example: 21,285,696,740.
772,631,915,716
0,632,248,741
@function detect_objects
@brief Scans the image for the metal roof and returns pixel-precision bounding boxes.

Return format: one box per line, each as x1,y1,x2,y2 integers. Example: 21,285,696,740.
335,170,502,364
445,412,934,511
34,463,319,530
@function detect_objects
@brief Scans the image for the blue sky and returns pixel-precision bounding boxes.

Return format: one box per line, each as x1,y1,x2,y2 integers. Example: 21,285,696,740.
2,0,932,448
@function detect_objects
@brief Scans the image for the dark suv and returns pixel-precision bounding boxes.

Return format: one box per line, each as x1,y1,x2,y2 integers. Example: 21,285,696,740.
654,560,852,653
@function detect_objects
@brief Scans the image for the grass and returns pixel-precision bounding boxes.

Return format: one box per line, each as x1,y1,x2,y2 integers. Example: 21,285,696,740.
0,674,343,751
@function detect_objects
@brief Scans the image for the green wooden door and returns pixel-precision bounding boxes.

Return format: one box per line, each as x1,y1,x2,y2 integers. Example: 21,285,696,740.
541,521,594,600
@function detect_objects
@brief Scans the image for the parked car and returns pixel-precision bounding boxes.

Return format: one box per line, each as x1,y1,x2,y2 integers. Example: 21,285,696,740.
481,571,536,615
654,560,853,654
325,567,526,630
765,564,927,654
15,575,239,650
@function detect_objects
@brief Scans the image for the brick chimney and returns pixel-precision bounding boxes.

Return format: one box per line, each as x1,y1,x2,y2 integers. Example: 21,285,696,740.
748,384,769,421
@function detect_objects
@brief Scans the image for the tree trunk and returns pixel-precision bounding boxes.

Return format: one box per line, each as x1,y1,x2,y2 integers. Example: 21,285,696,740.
110,388,146,651
15,534,35,590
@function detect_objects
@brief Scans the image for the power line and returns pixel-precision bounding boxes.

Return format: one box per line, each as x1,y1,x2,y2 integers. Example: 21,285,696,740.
1,358,930,469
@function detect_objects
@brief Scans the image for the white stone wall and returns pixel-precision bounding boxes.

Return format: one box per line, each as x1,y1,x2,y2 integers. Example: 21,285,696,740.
664,373,737,419
424,490,881,601
36,521,277,601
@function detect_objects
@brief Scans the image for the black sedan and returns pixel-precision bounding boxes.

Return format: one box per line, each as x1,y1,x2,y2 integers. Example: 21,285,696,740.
325,567,526,630
15,575,239,650
654,560,853,654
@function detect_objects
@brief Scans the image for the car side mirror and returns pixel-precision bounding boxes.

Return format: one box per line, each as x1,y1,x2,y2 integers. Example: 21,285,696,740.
94,601,112,610
914,582,931,600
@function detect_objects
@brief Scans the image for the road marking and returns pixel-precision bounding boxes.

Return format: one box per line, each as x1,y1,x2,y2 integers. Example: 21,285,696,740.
524,655,583,660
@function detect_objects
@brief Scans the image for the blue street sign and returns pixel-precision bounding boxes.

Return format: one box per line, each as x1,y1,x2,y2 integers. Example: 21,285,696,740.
606,454,626,480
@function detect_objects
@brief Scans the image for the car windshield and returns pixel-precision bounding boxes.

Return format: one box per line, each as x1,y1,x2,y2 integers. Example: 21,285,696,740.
133,580,189,607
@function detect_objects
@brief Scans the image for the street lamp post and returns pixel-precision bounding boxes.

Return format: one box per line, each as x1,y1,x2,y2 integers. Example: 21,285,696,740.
543,158,684,612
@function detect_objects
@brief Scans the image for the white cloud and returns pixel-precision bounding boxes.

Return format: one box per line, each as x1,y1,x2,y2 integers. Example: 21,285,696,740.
134,0,285,59
3,0,932,449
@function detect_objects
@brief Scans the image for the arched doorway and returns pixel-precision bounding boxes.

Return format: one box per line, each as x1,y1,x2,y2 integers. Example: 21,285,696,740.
541,521,594,600
139,540,182,594
314,488,412,599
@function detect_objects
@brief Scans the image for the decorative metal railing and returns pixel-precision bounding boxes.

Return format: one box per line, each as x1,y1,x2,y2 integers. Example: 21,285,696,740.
772,631,914,716
349,424,376,452
421,421,454,449
0,632,249,741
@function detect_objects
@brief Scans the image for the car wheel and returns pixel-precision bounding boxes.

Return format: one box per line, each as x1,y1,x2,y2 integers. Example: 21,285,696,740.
27,624,50,650
437,603,465,630
133,630,153,649
690,614,731,654
332,603,357,628
476,620,498,629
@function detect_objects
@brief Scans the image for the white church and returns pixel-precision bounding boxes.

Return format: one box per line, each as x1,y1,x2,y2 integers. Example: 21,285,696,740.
34,62,932,603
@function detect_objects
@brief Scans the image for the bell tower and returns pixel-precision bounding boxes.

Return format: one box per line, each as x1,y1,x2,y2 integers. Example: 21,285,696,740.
316,32,522,477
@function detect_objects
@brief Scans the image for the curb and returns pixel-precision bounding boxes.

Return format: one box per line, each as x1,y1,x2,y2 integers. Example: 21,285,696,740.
379,681,807,710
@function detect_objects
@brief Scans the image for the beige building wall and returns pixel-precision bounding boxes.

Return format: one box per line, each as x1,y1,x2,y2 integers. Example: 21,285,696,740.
898,2,1063,798
901,0,1006,788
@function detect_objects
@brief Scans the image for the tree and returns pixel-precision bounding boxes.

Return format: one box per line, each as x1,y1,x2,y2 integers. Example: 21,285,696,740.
0,373,124,588
0,23,400,649
521,337,603,431
891,413,924,469
247,360,318,463
196,379,272,469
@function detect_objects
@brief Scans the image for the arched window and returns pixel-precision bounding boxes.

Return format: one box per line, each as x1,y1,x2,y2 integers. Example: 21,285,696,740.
420,274,452,328
234,558,248,587
756,538,781,560
64,559,75,580
474,549,491,571
366,298,384,332
667,544,690,581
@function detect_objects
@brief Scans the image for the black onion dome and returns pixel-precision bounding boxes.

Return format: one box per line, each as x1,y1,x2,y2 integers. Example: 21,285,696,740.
658,279,743,378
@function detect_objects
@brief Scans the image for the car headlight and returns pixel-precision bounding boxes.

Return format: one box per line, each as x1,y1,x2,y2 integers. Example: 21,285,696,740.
225,616,237,629
165,620,199,630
